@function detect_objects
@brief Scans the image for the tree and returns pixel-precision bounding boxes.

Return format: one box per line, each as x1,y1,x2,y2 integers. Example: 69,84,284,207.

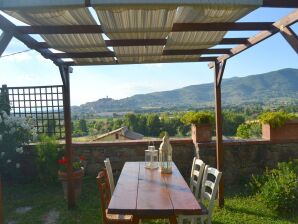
146,114,161,137
79,119,88,134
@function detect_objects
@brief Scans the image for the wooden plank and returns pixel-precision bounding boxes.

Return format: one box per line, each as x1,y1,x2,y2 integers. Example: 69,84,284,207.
36,38,247,50
263,0,298,8
61,68,75,208
108,162,140,215
0,32,12,56
54,49,229,59
209,9,298,68
172,22,273,32
280,26,298,54
16,22,274,34
216,60,227,87
0,177,4,224
162,163,206,215
0,14,65,66
214,63,224,208
137,162,173,216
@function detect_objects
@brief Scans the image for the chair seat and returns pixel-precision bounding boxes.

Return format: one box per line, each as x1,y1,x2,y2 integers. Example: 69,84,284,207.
105,209,133,223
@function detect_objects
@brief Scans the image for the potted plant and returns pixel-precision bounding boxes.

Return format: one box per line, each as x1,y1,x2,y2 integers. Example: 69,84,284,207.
58,155,85,199
181,111,214,143
259,111,298,140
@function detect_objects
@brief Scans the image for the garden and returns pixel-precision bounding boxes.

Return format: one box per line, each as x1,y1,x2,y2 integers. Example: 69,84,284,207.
1,95,298,223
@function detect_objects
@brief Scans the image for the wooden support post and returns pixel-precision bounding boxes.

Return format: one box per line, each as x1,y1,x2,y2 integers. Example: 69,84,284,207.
60,66,76,208
214,61,226,208
0,176,4,224
0,32,12,56
279,26,298,54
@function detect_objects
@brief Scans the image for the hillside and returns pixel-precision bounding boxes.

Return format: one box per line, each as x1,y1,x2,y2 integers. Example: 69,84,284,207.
72,68,298,114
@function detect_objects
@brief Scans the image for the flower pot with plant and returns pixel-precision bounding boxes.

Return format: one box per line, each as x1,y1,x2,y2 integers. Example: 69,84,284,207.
58,155,85,199
259,111,298,141
181,111,214,143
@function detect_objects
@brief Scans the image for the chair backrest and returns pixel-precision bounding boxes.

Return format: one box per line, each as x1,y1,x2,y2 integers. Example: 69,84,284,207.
104,158,115,194
200,166,222,222
190,157,205,199
96,169,111,224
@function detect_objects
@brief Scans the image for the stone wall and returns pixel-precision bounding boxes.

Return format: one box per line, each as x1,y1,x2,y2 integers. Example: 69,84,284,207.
25,139,298,185
73,138,195,182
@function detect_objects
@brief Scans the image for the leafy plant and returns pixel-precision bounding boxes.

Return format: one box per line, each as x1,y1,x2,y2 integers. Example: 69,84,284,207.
258,111,297,128
0,110,36,181
181,111,214,126
248,160,298,213
236,122,261,139
35,135,62,184
58,155,85,172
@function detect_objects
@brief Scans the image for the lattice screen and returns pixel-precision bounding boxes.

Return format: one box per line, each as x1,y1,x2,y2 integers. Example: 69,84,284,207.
0,85,65,139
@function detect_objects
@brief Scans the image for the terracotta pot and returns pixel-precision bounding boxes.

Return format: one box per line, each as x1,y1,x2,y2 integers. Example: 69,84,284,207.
191,123,212,143
58,168,84,199
262,121,298,141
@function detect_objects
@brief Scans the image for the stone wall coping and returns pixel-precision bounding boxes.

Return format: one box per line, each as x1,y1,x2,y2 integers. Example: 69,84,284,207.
24,138,298,149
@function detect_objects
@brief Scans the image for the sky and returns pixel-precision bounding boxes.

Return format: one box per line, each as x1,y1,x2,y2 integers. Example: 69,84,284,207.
0,7,297,106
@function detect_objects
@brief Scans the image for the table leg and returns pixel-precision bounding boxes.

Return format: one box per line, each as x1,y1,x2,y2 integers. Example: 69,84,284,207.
169,215,178,224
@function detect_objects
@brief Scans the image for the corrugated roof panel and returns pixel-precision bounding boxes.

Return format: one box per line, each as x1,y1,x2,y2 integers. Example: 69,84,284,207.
74,57,116,65
113,46,164,57
94,7,176,39
165,4,258,50
117,55,199,64
5,8,108,53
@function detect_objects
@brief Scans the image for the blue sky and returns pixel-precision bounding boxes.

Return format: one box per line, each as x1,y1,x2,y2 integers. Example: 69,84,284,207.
0,7,297,106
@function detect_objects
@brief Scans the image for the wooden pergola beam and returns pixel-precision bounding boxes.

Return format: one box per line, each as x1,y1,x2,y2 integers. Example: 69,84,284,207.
15,22,274,34
0,32,12,56
36,38,247,49
59,65,76,209
53,48,230,59
0,177,4,224
263,0,298,8
0,14,65,66
209,9,298,68
280,26,298,54
214,61,226,208
65,56,217,66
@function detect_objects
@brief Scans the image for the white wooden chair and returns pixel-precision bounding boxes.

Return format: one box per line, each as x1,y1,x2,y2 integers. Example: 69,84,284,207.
190,158,206,199
104,158,115,194
178,165,222,224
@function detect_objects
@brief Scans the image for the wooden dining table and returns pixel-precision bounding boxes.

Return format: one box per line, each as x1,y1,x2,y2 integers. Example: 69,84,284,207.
108,162,207,224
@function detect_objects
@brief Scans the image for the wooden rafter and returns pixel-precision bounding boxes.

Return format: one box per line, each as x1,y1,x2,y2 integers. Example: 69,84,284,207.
209,9,298,68
0,32,12,56
15,22,274,34
0,14,65,66
54,48,230,59
280,26,298,54
263,0,298,8
216,60,227,87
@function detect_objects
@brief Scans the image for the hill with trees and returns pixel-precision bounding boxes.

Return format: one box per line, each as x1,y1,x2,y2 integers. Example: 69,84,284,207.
72,68,298,115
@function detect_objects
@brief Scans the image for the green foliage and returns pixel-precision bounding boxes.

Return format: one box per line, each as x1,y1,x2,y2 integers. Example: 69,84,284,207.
258,111,297,128
222,112,245,136
35,135,61,184
181,111,214,125
248,160,298,213
0,111,36,181
236,122,261,139
0,85,10,115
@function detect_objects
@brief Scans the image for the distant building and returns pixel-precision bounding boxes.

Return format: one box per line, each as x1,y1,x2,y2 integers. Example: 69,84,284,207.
92,126,144,141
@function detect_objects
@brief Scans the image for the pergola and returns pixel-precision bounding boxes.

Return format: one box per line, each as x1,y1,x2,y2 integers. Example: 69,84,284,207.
0,0,298,211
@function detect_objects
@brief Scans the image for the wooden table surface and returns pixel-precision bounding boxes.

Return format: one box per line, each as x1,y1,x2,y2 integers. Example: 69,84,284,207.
108,162,206,220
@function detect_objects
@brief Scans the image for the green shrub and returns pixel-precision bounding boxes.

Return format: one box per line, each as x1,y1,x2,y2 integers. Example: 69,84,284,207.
258,111,297,128
236,122,261,139
35,135,62,184
248,160,298,213
181,111,214,126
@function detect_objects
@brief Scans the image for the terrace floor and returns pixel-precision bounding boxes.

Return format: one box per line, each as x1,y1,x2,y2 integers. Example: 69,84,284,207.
3,177,298,224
